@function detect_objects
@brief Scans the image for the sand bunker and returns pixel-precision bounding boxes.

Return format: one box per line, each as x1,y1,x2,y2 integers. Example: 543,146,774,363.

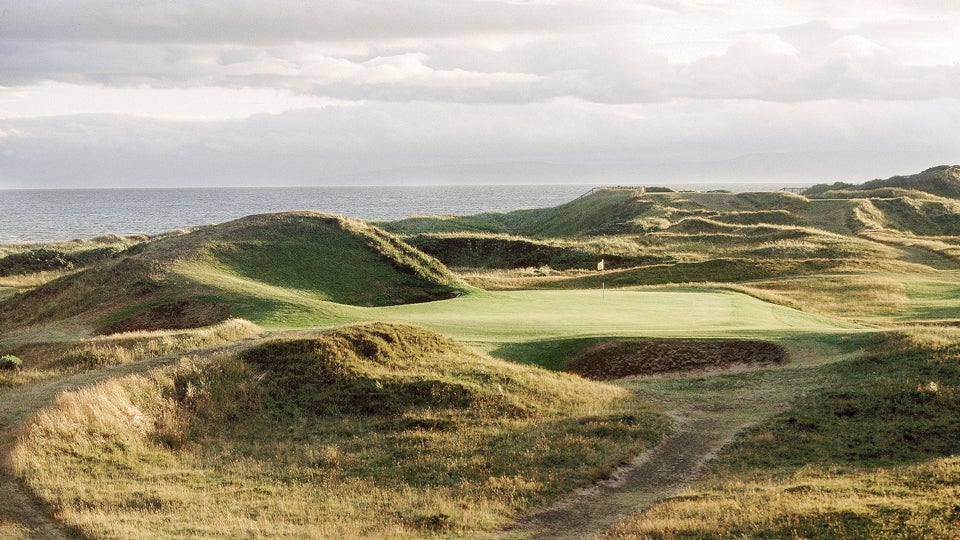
565,339,787,380
100,300,229,334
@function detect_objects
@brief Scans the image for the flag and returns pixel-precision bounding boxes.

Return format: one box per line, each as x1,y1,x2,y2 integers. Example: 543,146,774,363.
597,259,604,271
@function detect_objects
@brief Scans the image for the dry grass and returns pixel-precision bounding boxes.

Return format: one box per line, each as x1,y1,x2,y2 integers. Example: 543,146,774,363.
11,323,669,539
605,327,960,539
0,269,74,289
606,458,960,539
52,318,263,371
862,230,960,263
735,274,911,320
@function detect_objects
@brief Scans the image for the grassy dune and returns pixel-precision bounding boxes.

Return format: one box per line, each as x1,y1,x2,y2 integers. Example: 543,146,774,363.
0,212,466,337
5,167,960,539
11,323,668,539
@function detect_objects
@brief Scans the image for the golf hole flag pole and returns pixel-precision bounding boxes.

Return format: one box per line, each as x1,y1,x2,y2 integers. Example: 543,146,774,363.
598,258,605,296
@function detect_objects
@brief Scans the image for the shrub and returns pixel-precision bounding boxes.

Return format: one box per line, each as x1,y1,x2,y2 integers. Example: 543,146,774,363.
0,354,23,371
0,249,76,276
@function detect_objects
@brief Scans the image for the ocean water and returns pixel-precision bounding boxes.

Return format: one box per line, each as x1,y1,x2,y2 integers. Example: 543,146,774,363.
0,183,796,244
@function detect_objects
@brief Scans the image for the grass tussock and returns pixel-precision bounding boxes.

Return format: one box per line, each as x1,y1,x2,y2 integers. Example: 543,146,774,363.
13,322,669,538
606,327,960,539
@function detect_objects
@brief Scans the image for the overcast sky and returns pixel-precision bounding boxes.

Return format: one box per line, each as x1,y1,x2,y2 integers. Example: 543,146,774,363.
1,1,958,188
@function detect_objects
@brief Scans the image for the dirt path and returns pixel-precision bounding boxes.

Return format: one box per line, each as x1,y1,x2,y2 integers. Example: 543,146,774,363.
501,355,827,540
0,333,279,539
500,410,744,540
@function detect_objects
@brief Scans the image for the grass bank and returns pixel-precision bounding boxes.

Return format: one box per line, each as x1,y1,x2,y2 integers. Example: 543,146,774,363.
11,323,669,538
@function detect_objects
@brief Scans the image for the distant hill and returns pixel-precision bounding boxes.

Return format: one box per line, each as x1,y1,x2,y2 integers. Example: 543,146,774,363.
0,212,465,334
806,165,960,199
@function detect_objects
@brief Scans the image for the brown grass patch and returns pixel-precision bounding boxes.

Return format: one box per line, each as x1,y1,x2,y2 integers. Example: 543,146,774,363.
565,339,788,380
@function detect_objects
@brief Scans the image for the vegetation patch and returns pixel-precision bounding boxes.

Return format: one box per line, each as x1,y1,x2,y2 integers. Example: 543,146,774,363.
0,249,76,276
12,322,669,538
606,327,960,538
566,339,788,380
0,354,23,371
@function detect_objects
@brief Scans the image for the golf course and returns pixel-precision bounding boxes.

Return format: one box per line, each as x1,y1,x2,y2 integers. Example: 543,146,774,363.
2,166,960,538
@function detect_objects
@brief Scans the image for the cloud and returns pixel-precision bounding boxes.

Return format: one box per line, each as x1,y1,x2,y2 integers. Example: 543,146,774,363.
0,0,641,44
0,1,957,187
3,18,957,104
1,98,957,188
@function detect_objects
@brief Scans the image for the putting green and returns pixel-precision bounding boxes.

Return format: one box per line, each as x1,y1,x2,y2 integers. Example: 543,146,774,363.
362,288,862,345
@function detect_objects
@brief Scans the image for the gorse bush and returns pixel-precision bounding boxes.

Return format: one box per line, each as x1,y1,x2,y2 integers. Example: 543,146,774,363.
0,249,76,276
0,354,23,371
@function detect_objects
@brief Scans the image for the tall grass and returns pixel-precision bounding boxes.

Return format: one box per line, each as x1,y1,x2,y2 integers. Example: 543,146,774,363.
52,318,263,371
12,323,669,538
605,327,960,539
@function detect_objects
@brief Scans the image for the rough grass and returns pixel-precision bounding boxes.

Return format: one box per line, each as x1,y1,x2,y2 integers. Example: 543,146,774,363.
739,274,912,320
605,327,960,539
51,318,263,372
12,323,669,539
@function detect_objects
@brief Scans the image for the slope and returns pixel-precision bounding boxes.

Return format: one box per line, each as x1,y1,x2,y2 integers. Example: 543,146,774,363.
0,212,466,336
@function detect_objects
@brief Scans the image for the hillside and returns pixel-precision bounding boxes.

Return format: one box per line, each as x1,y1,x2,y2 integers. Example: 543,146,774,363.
0,212,466,335
807,165,960,199
382,181,960,292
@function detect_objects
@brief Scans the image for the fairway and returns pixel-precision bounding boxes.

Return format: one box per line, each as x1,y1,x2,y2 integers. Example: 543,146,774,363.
363,288,862,345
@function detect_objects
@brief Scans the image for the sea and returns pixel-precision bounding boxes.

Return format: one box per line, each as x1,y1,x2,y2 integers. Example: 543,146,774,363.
0,183,801,244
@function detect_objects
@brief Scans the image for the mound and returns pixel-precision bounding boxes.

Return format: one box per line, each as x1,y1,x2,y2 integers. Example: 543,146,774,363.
566,339,788,380
238,322,538,417
0,212,466,334
13,322,669,538
174,212,466,307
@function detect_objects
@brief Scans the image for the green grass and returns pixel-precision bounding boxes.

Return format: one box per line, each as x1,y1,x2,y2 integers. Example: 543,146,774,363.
369,289,860,347
0,212,467,336
901,271,960,320
183,287,860,357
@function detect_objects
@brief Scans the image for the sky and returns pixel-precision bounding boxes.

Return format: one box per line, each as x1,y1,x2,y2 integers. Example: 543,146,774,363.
0,1,958,188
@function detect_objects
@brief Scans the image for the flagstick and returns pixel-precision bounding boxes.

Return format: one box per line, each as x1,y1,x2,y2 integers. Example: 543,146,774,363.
599,258,605,298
